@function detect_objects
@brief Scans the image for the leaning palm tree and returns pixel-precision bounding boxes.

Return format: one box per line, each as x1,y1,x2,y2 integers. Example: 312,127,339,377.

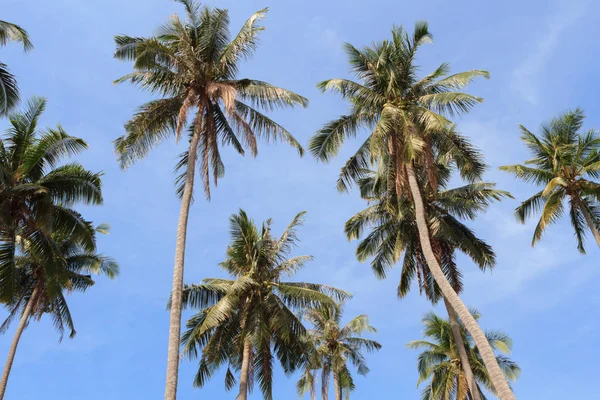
310,22,515,399
408,311,520,400
347,155,510,400
180,210,349,400
500,109,600,252
297,304,381,400
0,97,103,303
0,223,118,399
0,20,33,115
113,3,307,397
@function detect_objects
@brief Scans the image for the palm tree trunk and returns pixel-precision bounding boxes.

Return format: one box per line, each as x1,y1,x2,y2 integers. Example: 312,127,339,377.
164,128,202,400
0,284,41,400
333,371,341,400
443,298,481,400
577,198,600,248
406,163,515,400
236,337,253,400
321,363,330,400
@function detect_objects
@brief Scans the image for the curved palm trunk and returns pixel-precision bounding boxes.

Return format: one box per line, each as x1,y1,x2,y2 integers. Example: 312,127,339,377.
321,363,330,400
577,199,600,248
236,338,253,400
164,129,202,400
0,284,41,400
443,298,481,400
332,371,341,400
406,163,515,400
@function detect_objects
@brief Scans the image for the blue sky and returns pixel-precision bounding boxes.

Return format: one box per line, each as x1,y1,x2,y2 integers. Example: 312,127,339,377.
2,0,600,398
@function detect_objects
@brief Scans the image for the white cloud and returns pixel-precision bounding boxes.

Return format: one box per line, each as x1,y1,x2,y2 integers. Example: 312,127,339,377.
512,0,591,105
305,17,343,54
463,203,595,309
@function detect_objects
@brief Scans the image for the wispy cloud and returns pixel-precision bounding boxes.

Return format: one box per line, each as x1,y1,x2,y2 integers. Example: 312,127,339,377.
305,16,343,54
464,205,593,307
512,0,591,105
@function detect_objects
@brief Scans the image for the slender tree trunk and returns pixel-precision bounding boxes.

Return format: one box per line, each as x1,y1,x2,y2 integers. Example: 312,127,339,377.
444,298,481,400
577,199,600,248
0,284,41,400
164,128,202,400
236,338,253,400
311,375,317,400
333,371,341,400
406,163,515,400
321,363,330,400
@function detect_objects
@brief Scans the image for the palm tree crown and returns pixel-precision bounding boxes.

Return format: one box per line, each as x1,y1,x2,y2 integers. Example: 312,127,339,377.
346,162,510,302
114,0,308,198
408,311,520,400
309,21,488,194
180,210,349,400
1,224,118,340
500,108,600,252
0,20,33,115
298,304,381,400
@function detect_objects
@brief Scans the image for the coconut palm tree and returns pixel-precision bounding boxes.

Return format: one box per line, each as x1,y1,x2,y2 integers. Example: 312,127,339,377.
0,222,118,399
0,20,33,115
180,210,349,400
500,109,600,253
310,22,515,399
113,3,307,396
0,97,103,302
297,304,381,400
408,311,520,400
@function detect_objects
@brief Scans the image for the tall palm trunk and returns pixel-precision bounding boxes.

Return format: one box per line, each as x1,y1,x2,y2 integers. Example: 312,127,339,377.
406,163,515,400
321,363,330,400
443,298,481,400
164,127,202,400
0,284,41,400
577,198,600,248
332,371,341,400
236,337,253,400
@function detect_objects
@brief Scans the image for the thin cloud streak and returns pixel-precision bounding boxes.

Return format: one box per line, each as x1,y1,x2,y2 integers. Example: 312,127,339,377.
512,0,591,105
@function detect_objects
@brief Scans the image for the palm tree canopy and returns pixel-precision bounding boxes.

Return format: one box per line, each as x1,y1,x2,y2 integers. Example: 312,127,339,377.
0,97,104,302
179,210,350,400
0,224,118,340
0,20,33,116
298,304,381,399
408,311,520,400
346,158,511,302
114,0,308,198
309,21,489,194
500,108,600,252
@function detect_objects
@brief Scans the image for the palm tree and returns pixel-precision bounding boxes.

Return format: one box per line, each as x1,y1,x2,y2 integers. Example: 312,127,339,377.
408,311,520,400
297,304,381,400
0,224,118,399
113,3,308,397
0,20,33,115
180,210,349,400
309,22,515,399
346,159,510,400
0,97,110,399
500,109,600,252
0,97,103,301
